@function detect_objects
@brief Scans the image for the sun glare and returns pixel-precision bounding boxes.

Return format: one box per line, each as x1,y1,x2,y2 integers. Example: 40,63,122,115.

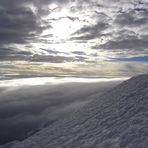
45,5,82,40
52,18,73,39
49,3,58,10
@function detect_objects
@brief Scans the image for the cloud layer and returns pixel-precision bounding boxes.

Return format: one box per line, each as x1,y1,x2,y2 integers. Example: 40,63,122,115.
0,77,122,144
0,0,148,76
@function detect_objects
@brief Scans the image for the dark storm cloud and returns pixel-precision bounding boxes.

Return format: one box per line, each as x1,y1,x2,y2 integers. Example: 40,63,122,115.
72,51,86,55
140,34,148,41
31,53,90,63
71,22,109,41
0,47,88,63
0,48,31,56
0,53,72,63
114,9,148,28
0,3,43,46
94,39,148,50
30,54,74,63
0,48,32,61
113,29,138,41
0,48,74,63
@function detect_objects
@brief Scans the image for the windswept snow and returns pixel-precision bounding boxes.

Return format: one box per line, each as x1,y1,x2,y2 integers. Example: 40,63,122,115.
2,75,148,148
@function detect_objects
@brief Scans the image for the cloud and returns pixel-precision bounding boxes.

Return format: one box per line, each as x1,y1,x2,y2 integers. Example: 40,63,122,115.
114,9,148,28
72,51,86,55
71,22,109,41
0,2,44,46
0,48,33,61
30,54,74,63
110,56,148,62
0,51,74,63
90,0,148,59
0,48,31,56
0,78,121,144
95,39,148,50
0,47,87,63
0,0,148,76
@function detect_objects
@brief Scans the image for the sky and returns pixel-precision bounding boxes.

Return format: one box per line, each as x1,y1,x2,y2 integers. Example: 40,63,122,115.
0,0,148,77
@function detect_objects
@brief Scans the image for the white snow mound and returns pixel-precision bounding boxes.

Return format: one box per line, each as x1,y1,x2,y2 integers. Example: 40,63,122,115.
2,74,148,148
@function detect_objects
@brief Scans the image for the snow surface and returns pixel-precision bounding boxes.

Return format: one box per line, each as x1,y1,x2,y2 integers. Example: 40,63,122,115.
1,74,148,148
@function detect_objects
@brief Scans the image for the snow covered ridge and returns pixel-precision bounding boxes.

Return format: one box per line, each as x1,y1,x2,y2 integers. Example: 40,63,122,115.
2,74,148,148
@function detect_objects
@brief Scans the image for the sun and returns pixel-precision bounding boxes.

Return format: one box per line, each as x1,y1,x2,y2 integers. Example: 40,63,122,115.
49,3,58,10
45,4,80,40
52,18,74,40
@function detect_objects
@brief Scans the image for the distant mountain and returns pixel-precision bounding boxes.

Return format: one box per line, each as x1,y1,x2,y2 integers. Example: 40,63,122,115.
2,74,148,148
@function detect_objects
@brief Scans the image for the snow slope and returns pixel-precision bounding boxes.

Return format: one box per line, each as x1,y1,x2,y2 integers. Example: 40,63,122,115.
2,74,148,148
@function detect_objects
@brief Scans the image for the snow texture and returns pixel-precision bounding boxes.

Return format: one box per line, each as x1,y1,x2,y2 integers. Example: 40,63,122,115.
1,74,148,148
